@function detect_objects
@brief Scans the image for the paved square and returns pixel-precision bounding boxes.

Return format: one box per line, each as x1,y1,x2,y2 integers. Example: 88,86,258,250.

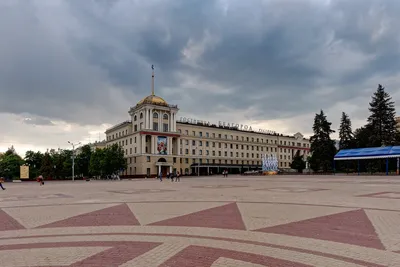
1,175,400,266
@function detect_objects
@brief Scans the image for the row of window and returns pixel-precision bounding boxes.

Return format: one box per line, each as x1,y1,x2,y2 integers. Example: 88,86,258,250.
178,129,309,147
133,112,169,121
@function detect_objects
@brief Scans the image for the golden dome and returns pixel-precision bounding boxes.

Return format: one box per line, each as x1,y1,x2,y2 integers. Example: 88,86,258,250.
137,95,168,106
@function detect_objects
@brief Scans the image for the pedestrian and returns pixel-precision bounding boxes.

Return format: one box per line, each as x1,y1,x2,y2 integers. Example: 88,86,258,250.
38,175,44,186
0,177,5,190
176,171,180,182
171,172,174,182
159,171,163,182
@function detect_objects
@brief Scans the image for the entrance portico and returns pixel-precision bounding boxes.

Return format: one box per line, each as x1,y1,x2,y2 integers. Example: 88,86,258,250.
156,158,173,175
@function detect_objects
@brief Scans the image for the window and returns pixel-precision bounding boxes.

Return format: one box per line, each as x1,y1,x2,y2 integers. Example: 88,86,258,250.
206,141,209,147
130,148,132,154
180,139,183,145
246,137,249,142
146,156,150,162
230,135,233,140
225,134,227,139
140,113,143,119
185,149,189,154
206,132,209,138
219,151,222,156
212,151,215,156
199,141,203,146
252,138,254,142
241,145,244,149
153,122,158,131
206,150,209,155
173,157,176,163
212,142,215,147
257,138,259,142
153,112,158,119
251,153,254,158
186,140,189,145
212,133,215,138
199,150,203,155
192,149,196,155
126,140,128,145
130,138,132,144
134,125,138,131
218,134,221,138
185,130,188,135
230,152,233,157
230,144,233,149
224,151,227,156
219,143,222,148
134,147,137,153
140,122,143,129
185,158,189,163
147,168,150,176
192,140,196,146
134,115,137,121
236,152,239,157
163,114,168,120
192,131,196,136
199,132,203,137
225,143,228,148
163,123,169,132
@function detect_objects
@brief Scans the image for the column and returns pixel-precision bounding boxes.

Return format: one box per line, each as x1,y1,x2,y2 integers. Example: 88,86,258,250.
169,114,172,132
141,135,146,154
177,138,181,155
171,112,175,132
169,166,172,173
167,137,172,155
150,109,153,130
174,113,177,132
159,112,162,132
158,165,161,175
151,135,156,154
144,108,148,129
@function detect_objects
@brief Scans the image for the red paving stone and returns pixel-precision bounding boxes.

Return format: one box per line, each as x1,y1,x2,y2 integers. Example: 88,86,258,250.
0,209,25,231
0,241,161,267
149,202,246,230
0,232,385,267
256,209,386,250
159,245,311,267
37,203,140,228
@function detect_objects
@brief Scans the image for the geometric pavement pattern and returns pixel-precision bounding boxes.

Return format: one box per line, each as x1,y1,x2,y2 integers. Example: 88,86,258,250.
1,175,400,266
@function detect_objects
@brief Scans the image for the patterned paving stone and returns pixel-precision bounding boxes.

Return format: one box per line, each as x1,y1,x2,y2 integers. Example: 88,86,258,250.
255,209,385,250
149,202,246,230
2,175,400,266
37,203,140,228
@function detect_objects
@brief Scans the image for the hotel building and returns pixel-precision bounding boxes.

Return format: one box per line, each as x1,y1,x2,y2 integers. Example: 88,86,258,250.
105,70,310,177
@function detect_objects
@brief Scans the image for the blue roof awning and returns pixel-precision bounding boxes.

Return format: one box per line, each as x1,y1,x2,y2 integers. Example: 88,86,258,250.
334,146,400,160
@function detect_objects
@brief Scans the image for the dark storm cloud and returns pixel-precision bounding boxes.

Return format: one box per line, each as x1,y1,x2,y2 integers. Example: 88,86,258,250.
1,0,400,131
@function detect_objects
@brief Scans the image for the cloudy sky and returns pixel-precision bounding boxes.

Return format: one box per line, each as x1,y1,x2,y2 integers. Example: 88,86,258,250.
1,0,400,156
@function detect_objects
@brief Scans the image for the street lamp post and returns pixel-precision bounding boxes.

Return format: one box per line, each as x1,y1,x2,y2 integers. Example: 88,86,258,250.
68,141,81,181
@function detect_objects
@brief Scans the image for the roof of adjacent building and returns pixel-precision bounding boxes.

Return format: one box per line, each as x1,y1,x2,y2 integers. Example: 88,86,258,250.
334,146,400,160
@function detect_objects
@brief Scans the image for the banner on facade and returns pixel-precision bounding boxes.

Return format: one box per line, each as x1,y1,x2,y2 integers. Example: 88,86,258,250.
20,165,29,179
157,136,168,155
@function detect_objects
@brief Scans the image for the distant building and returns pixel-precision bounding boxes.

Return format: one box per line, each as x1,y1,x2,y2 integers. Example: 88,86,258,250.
105,68,310,177
75,140,106,155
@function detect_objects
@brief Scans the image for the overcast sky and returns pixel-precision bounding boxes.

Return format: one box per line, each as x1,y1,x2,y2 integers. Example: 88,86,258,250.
1,0,400,156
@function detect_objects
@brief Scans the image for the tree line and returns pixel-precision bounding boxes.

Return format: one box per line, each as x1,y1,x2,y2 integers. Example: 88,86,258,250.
0,144,126,180
290,84,400,173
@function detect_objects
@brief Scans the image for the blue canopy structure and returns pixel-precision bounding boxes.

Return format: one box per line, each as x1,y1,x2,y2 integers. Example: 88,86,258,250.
334,146,400,175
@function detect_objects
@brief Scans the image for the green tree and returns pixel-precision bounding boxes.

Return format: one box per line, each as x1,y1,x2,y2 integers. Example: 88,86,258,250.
24,150,43,179
76,145,92,177
338,112,354,149
367,84,399,146
103,144,127,175
309,110,337,172
0,147,24,179
89,148,106,177
290,151,306,173
39,152,55,179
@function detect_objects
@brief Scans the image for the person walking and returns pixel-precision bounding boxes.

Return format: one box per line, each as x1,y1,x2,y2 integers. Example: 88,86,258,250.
0,177,5,190
175,171,180,182
38,175,44,186
159,171,163,182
